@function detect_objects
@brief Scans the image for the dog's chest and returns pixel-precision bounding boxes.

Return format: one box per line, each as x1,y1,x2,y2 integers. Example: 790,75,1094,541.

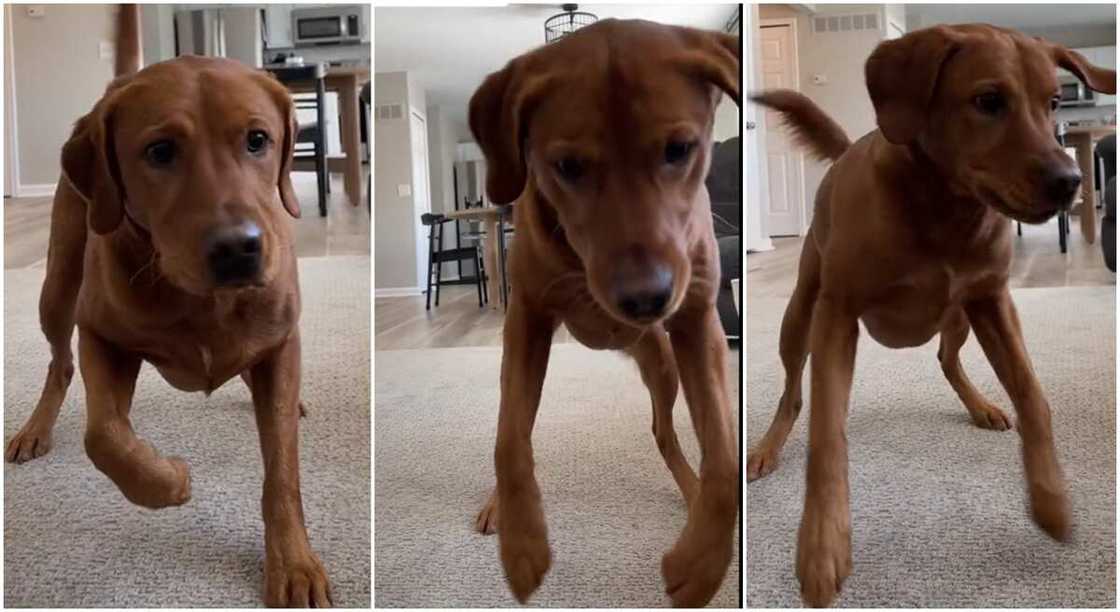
861,263,989,348
554,298,643,351
126,294,295,393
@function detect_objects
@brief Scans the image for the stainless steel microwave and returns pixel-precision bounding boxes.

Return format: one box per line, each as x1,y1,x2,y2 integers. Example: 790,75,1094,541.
292,7,364,47
1059,75,1096,108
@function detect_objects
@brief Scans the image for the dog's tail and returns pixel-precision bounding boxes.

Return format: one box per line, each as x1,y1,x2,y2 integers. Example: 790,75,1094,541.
749,89,851,162
115,4,142,77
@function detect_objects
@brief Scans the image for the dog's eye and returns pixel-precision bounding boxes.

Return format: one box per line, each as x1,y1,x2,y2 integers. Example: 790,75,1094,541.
246,130,270,155
144,140,176,167
554,157,584,182
973,92,1006,116
1050,95,1061,111
664,140,695,165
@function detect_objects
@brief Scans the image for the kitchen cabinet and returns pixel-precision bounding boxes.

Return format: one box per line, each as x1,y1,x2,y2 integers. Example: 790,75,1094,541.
264,4,294,49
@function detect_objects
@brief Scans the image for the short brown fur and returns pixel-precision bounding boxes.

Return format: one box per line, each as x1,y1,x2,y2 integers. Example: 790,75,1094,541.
469,19,740,607
5,5,330,607
749,24,1115,607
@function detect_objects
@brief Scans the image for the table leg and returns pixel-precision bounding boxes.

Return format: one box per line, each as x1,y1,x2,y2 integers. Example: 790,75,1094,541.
338,76,363,207
1072,134,1097,243
483,218,501,310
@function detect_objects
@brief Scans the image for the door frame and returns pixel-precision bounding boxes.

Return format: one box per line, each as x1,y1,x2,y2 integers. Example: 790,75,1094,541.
744,3,772,252
759,16,808,237
409,109,431,292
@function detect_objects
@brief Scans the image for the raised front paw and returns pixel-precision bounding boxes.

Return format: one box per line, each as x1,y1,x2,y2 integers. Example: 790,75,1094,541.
1029,482,1072,542
264,550,333,608
796,507,852,608
662,534,733,607
499,525,551,603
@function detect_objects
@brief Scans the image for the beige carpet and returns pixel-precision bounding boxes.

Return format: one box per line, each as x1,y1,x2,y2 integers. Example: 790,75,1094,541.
4,256,371,608
745,286,1116,607
374,342,741,607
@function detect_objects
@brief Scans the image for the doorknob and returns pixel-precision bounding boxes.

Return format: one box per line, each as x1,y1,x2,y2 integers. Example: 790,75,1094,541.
745,121,757,130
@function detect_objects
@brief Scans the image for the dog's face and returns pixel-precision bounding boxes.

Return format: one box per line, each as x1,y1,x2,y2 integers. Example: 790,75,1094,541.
62,56,300,295
469,19,739,325
867,24,1116,223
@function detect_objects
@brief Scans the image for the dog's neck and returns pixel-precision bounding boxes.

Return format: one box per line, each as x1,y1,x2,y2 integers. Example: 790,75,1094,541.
880,139,1010,254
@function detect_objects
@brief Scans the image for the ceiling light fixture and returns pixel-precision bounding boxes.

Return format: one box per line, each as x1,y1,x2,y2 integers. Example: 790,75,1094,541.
544,4,598,43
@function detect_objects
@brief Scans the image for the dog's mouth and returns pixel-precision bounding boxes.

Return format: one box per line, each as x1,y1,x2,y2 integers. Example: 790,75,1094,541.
975,184,1062,225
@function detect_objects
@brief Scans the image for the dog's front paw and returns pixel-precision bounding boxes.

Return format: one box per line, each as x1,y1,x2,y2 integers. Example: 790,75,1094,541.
969,402,1013,431
264,550,332,608
128,455,192,509
746,445,780,481
475,493,499,535
662,533,733,607
796,505,852,608
499,524,551,603
1029,483,1071,541
6,426,53,464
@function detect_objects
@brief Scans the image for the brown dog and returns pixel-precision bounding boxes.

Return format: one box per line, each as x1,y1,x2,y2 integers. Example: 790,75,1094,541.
4,6,330,607
468,19,739,607
749,24,1115,607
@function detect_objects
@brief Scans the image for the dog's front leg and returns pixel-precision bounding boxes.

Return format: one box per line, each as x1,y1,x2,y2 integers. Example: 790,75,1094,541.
80,328,191,508
248,331,332,607
662,306,737,607
797,295,858,608
495,298,555,603
965,288,1070,540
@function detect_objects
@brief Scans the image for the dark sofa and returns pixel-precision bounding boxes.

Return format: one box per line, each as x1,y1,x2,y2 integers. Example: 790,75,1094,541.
705,136,741,339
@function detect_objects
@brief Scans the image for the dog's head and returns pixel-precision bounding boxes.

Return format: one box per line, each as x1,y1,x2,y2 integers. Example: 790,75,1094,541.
62,56,299,295
866,23,1115,224
469,19,739,325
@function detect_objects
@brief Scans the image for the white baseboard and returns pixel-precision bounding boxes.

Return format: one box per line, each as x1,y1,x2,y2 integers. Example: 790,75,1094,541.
17,182,56,198
375,286,423,298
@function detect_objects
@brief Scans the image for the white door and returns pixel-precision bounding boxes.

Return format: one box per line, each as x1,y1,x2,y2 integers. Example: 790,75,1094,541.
760,22,805,237
744,4,772,252
410,111,432,290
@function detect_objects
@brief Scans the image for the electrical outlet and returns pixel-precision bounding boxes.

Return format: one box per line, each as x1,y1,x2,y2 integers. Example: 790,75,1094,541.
99,41,114,60
398,184,411,197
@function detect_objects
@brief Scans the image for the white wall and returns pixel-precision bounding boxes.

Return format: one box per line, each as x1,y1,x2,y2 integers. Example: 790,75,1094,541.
9,4,116,192
758,4,887,225
140,4,175,64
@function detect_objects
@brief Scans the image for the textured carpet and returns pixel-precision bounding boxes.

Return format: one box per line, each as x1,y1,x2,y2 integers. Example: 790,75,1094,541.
4,256,371,608
374,342,741,607
745,286,1116,608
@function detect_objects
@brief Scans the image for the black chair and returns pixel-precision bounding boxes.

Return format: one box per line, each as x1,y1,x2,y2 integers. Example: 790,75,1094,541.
360,81,371,211
422,213,488,309
265,63,329,217
1020,122,1073,252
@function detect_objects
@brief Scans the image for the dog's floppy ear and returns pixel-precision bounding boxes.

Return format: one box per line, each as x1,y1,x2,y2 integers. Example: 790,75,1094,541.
256,72,301,218
866,26,961,145
674,28,741,107
469,58,553,205
1049,44,1116,94
61,96,126,235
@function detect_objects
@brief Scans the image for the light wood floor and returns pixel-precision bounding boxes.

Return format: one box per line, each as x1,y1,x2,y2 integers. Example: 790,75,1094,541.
3,173,368,270
374,286,578,351
747,214,1115,300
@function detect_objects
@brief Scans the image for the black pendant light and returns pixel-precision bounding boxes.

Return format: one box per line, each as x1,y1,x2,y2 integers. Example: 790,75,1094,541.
544,4,598,43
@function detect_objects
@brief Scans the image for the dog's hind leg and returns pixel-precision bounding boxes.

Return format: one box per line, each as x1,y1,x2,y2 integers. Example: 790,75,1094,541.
7,187,87,463
938,307,1012,430
747,237,820,481
630,326,699,504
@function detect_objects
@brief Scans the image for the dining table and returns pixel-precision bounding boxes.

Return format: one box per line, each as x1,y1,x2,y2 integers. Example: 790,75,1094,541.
1064,123,1117,243
441,206,511,310
270,62,371,209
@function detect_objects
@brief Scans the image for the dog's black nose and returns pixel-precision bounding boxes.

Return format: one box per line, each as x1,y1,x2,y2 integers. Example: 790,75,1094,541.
206,221,262,286
614,263,674,322
1045,166,1082,204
